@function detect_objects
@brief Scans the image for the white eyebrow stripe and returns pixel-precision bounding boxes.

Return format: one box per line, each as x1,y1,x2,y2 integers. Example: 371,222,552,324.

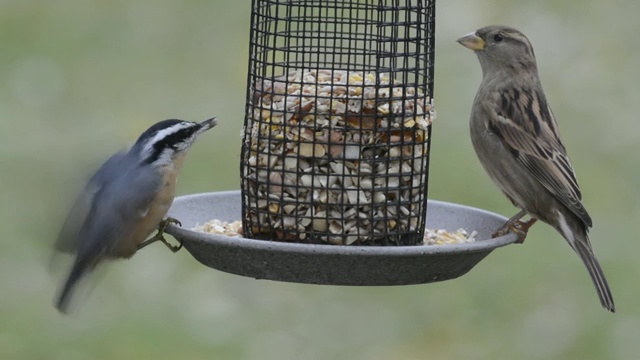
142,122,194,156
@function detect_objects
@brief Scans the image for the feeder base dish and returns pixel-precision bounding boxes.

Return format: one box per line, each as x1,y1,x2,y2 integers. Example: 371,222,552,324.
165,191,519,286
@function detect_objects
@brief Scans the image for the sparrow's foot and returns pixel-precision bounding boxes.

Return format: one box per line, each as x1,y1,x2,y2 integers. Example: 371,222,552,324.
492,210,537,243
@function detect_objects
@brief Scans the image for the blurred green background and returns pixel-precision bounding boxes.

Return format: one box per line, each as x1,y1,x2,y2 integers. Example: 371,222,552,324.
1,0,638,359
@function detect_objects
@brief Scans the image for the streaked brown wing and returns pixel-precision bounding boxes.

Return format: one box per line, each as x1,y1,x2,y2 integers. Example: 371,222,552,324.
484,87,592,227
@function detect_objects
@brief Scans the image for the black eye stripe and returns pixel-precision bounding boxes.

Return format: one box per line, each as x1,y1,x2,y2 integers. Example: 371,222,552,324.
154,127,196,150
145,126,198,163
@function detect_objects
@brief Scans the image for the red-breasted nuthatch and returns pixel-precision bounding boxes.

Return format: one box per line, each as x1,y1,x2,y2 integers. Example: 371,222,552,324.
53,117,218,313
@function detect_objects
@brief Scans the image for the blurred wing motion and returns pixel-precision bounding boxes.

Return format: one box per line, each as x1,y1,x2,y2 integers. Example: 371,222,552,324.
54,152,160,313
54,151,128,253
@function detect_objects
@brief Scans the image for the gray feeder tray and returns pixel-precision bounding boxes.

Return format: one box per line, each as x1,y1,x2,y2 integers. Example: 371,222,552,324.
165,191,518,286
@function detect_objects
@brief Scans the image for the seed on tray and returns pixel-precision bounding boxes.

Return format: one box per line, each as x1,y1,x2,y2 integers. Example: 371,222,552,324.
194,220,477,246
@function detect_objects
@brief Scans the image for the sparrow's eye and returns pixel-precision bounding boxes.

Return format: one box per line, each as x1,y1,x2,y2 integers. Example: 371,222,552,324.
493,33,504,42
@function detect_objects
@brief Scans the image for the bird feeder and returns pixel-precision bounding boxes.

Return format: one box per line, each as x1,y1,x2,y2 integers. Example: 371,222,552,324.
165,0,520,286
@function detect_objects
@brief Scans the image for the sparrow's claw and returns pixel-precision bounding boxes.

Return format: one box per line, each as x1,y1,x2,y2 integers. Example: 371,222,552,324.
137,217,184,252
492,210,537,243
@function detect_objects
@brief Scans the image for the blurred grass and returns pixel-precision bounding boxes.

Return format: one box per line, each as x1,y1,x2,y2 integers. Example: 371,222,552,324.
1,0,639,359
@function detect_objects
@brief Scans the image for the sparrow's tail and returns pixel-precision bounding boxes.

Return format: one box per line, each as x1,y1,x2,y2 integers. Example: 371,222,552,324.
572,237,615,312
556,211,615,312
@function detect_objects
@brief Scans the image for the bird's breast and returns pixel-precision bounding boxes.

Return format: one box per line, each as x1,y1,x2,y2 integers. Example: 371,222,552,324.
113,164,179,258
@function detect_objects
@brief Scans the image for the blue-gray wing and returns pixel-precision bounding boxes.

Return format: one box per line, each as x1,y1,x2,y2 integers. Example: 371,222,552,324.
74,163,161,259
55,162,161,312
54,150,128,253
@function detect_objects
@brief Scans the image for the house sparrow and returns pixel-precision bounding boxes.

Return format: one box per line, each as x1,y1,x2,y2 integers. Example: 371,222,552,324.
458,25,615,312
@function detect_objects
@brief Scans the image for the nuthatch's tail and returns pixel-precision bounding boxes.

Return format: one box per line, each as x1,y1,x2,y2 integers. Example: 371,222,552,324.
55,262,85,314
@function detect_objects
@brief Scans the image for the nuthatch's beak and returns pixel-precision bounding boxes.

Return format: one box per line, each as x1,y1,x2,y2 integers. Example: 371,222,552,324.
197,117,218,133
457,32,486,51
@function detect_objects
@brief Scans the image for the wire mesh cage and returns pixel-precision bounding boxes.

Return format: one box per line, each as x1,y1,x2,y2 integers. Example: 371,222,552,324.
241,0,436,245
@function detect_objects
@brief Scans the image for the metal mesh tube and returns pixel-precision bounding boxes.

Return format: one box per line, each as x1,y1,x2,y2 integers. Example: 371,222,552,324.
241,0,436,245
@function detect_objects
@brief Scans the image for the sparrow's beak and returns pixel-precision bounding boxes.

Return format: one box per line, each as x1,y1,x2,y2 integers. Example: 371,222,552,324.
197,117,218,133
457,32,486,51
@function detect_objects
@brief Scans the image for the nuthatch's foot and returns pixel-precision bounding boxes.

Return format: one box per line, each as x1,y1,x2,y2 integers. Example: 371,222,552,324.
137,217,183,253
492,210,537,244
